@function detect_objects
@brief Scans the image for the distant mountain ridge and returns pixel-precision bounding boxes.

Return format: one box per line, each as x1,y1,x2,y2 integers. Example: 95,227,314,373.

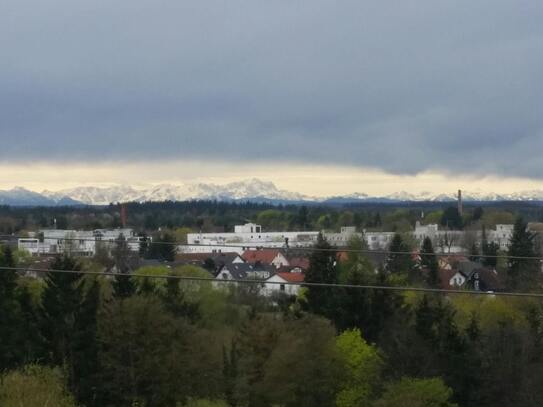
2,179,543,206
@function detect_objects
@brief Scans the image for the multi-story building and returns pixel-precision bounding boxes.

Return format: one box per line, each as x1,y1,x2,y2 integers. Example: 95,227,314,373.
18,228,144,256
183,223,320,254
184,222,515,254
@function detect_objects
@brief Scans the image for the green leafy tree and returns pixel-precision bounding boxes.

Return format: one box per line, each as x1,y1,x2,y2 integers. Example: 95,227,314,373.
162,276,199,322
0,365,77,407
259,316,341,407
335,328,382,407
374,377,458,407
233,315,285,406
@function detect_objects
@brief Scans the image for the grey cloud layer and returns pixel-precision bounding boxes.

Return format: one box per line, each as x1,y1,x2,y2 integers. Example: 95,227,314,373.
1,0,542,177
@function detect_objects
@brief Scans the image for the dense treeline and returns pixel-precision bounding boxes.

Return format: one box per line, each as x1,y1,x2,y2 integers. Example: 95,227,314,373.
3,200,543,235
2,220,543,406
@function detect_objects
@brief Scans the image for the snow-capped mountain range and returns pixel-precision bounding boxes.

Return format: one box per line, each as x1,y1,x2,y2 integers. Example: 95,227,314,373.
2,178,543,206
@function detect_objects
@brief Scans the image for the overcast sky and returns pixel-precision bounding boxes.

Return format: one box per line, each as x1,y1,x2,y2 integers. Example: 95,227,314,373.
1,1,543,194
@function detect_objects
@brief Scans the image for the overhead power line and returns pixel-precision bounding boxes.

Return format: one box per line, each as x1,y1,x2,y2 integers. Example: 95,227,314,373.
3,265,543,299
3,234,542,261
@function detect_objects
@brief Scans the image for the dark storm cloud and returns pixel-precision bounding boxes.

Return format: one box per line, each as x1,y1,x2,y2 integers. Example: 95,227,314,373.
1,0,542,177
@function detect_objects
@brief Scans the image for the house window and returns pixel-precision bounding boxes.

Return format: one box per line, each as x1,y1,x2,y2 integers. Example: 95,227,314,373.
222,273,228,279
280,284,285,291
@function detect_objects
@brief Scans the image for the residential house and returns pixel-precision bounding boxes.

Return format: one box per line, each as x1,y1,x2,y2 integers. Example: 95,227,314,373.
242,249,289,269
215,263,275,284
174,252,244,275
264,272,305,297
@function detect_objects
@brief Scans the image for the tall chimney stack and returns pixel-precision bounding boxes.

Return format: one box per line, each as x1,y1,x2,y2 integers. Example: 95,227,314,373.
120,204,128,228
457,189,463,217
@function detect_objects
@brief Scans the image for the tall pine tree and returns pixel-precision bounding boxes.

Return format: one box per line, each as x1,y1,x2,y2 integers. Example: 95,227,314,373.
481,225,499,267
385,234,414,276
72,277,101,406
0,245,22,370
507,217,540,291
112,234,135,299
304,233,338,319
40,256,83,387
421,237,440,288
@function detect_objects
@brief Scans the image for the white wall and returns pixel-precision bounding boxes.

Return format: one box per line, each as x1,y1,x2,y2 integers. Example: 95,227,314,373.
263,275,301,296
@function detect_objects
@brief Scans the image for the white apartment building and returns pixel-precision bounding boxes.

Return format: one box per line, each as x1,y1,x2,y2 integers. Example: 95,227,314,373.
487,224,515,250
18,228,144,256
184,222,516,254
183,223,320,254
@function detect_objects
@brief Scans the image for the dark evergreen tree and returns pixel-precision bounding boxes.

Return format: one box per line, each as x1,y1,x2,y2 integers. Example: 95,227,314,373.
385,234,414,276
16,283,43,366
162,278,199,322
40,256,83,389
469,242,480,262
296,205,309,230
203,257,216,273
73,278,101,405
112,233,131,273
304,233,338,319
138,277,155,296
441,207,463,230
112,234,136,299
482,242,499,267
421,237,440,288
481,225,498,267
147,232,176,261
94,241,113,270
507,217,540,291
222,340,239,407
0,245,22,370
112,273,136,299
139,232,149,258
472,206,484,222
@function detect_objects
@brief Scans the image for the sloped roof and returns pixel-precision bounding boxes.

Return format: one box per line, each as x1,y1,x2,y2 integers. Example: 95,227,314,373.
465,267,505,291
286,256,310,270
336,251,387,269
175,252,242,263
438,268,465,289
219,262,275,280
275,272,305,283
242,249,283,264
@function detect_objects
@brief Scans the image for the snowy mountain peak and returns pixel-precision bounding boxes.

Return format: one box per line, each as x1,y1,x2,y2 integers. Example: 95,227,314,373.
4,179,543,206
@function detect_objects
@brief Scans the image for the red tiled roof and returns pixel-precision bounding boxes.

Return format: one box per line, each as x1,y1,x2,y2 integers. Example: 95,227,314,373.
287,257,310,270
438,268,461,289
175,252,241,262
242,249,282,264
276,272,305,283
